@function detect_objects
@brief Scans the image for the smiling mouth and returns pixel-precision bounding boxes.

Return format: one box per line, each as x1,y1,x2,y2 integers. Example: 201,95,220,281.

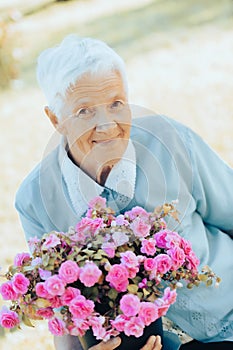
93,136,120,144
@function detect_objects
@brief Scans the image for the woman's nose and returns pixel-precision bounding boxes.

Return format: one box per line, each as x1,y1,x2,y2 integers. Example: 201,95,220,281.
95,106,117,132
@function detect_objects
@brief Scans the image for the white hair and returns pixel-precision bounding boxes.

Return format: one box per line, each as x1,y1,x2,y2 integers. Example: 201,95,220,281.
37,34,128,118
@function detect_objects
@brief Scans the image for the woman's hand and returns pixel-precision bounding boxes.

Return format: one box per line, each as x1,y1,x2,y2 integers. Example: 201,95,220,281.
89,335,162,350
89,337,121,350
140,336,162,350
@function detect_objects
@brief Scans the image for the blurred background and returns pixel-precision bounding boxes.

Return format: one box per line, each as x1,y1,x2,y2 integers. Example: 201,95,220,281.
0,0,233,348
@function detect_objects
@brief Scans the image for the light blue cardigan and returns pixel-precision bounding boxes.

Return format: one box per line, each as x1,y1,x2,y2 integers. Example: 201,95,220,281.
15,115,233,346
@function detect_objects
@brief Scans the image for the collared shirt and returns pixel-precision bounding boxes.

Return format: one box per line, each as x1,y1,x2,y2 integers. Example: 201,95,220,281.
60,138,136,218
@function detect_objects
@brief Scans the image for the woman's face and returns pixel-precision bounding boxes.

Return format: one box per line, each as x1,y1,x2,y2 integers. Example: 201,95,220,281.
56,71,132,181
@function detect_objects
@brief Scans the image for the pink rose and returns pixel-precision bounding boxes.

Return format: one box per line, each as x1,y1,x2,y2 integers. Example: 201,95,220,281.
28,236,40,253
167,247,185,270
101,242,116,258
153,254,172,274
92,218,104,235
60,287,81,305
69,295,94,319
111,314,129,332
165,231,182,249
0,307,19,329
79,261,102,287
154,299,170,318
144,258,157,271
72,218,96,243
138,302,158,326
69,318,90,337
0,281,18,300
42,233,61,250
106,264,129,292
162,287,177,305
130,218,151,238
124,316,144,337
112,231,129,247
48,317,66,336
120,251,139,269
12,273,30,294
88,196,106,209
48,296,63,308
89,315,105,328
126,206,149,220
115,215,129,226
35,282,50,298
44,275,66,296
185,251,200,271
13,252,31,267
154,230,169,248
39,268,52,280
127,266,139,279
59,260,80,284
120,294,141,317
36,307,54,319
75,218,103,240
89,316,106,340
141,238,157,256
137,255,146,264
180,238,192,254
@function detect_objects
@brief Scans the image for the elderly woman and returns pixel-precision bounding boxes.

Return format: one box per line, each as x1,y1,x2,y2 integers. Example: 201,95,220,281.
15,35,233,350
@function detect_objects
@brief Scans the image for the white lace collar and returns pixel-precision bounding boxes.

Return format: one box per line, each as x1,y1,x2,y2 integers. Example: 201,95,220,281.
59,139,136,218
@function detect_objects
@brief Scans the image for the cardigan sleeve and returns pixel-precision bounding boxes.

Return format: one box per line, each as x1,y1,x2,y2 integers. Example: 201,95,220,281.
188,128,233,237
15,193,45,241
15,173,50,241
15,199,46,243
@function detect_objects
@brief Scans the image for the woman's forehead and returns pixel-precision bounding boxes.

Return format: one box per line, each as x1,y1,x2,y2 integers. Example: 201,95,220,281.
66,71,127,105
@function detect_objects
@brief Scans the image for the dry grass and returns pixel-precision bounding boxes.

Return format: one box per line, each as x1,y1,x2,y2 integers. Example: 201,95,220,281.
0,0,233,349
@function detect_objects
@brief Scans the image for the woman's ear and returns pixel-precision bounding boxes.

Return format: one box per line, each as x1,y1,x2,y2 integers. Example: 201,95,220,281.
44,106,67,135
44,106,59,128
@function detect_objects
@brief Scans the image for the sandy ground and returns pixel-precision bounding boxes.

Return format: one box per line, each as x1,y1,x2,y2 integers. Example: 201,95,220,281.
0,0,233,349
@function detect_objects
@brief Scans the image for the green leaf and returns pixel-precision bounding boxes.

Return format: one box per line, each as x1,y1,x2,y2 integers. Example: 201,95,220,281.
93,236,104,246
206,279,213,287
147,293,156,302
143,288,150,297
48,257,56,265
22,314,35,328
46,264,57,271
75,255,86,263
34,298,51,308
127,284,138,294
8,265,17,275
23,265,36,272
42,254,50,267
137,292,143,299
108,289,118,300
198,274,208,282
131,276,141,284
82,286,98,300
82,248,95,256
108,301,114,308
0,325,5,337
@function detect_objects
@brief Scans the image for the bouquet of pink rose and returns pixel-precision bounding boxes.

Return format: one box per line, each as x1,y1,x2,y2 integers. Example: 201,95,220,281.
0,197,220,343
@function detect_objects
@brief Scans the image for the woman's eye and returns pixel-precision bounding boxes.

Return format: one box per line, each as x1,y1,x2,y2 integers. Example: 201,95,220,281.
79,108,89,115
76,107,94,118
110,100,124,109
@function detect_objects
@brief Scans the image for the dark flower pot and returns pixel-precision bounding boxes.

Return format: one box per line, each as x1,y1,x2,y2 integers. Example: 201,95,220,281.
79,318,163,350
